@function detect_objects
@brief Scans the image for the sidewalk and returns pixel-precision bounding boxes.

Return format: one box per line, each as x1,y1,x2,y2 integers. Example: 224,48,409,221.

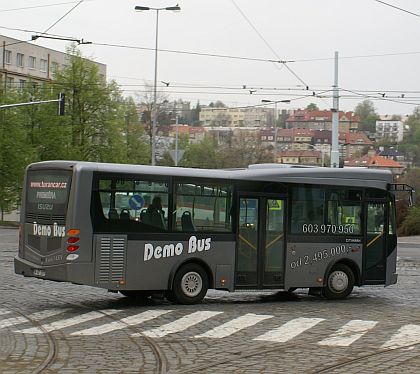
398,236,420,244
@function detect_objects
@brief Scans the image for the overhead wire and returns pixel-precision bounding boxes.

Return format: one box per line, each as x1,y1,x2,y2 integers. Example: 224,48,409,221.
373,0,420,18
37,0,84,37
230,0,309,88
0,1,94,13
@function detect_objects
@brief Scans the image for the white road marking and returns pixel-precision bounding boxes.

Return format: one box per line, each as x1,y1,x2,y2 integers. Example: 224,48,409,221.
195,313,272,339
0,309,11,316
1,316,28,329
318,320,378,347
72,310,173,336
381,324,420,349
17,309,120,334
142,311,223,338
0,309,70,329
253,317,325,343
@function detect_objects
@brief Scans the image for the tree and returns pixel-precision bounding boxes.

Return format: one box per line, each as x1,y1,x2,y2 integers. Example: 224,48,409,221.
306,103,319,111
354,100,379,133
399,106,420,166
135,82,169,164
53,45,129,162
0,87,33,219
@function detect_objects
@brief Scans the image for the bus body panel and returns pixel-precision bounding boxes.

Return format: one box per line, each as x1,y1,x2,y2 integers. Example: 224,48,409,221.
386,246,398,286
92,234,236,291
284,241,363,289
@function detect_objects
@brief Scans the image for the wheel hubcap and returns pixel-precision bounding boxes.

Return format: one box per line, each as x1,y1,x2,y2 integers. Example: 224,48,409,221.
181,271,202,297
329,270,349,293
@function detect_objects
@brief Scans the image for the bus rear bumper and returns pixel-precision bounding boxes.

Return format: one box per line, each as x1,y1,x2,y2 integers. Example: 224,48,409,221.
14,257,95,285
14,256,68,282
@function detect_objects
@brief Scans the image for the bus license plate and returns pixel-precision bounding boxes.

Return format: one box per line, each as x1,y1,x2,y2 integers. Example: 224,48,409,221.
33,269,46,277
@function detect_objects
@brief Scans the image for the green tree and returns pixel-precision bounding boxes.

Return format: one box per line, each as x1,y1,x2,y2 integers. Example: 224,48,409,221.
306,103,319,111
123,97,150,165
53,45,127,162
354,100,379,133
398,207,420,236
0,87,33,219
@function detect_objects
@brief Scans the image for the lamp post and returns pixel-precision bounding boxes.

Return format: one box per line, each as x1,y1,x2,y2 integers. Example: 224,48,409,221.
135,4,180,166
261,99,290,162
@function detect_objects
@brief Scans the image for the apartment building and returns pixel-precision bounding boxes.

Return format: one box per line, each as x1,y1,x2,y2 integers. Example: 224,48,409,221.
199,106,274,127
375,115,408,143
286,109,359,133
1,34,106,89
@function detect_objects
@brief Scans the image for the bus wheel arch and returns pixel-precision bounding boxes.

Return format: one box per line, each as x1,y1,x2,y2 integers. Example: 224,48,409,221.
167,259,213,304
322,261,357,300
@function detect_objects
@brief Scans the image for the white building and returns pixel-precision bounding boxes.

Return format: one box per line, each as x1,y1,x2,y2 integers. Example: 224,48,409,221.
200,106,274,127
1,34,106,89
375,115,406,143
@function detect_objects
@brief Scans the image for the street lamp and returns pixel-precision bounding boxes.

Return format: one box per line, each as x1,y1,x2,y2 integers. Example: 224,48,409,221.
135,4,181,166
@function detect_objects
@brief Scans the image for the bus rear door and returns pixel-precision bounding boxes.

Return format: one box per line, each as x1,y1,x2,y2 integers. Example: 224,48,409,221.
235,196,286,289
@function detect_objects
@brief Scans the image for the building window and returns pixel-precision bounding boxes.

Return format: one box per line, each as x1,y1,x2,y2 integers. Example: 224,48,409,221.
6,77,14,88
51,61,59,72
16,53,24,67
19,79,26,90
40,59,48,72
28,56,36,69
5,50,12,64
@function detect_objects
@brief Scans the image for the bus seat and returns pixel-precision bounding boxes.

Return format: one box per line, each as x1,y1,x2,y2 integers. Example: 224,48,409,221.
151,210,166,230
120,209,131,220
108,208,119,220
140,210,151,225
181,211,196,231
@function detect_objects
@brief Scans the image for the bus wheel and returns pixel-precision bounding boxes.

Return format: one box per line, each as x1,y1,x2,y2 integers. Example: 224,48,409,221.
323,264,355,300
172,263,208,305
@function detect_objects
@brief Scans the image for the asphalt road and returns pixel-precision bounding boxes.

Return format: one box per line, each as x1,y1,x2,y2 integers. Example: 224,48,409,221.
1,227,419,373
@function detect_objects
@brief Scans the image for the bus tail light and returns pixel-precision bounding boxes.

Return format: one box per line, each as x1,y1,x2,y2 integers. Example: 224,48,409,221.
67,228,80,252
67,245,79,252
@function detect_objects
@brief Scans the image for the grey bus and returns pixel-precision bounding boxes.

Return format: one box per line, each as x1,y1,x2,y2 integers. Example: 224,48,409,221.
14,161,414,304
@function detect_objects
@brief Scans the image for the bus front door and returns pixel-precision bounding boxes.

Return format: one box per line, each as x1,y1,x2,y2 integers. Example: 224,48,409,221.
236,197,286,289
364,202,387,284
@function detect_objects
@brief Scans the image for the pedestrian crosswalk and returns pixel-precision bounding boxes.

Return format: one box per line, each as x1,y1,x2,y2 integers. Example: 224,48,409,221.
1,307,419,350
253,317,325,343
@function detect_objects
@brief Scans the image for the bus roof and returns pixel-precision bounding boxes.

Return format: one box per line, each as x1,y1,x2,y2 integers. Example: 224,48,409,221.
27,161,394,190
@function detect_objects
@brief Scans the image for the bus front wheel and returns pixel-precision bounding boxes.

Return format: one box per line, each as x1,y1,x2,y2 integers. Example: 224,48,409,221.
323,264,355,300
171,263,209,305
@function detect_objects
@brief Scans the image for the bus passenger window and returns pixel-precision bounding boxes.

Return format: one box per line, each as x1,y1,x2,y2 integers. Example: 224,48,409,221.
93,176,169,232
173,182,233,232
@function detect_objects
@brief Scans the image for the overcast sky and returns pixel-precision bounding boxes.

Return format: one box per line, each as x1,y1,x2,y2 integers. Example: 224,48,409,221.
2,0,420,115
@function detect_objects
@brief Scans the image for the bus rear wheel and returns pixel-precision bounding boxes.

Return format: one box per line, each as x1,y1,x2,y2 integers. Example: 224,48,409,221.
171,263,208,305
323,264,355,300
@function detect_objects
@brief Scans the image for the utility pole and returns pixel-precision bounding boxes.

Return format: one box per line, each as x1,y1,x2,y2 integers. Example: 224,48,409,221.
331,51,340,168
175,113,179,166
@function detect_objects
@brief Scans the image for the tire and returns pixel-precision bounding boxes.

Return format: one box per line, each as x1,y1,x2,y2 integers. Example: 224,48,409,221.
322,264,355,300
120,290,151,301
171,263,209,305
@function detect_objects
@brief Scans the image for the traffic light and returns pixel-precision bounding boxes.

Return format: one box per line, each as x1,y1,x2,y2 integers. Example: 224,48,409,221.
58,93,65,116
